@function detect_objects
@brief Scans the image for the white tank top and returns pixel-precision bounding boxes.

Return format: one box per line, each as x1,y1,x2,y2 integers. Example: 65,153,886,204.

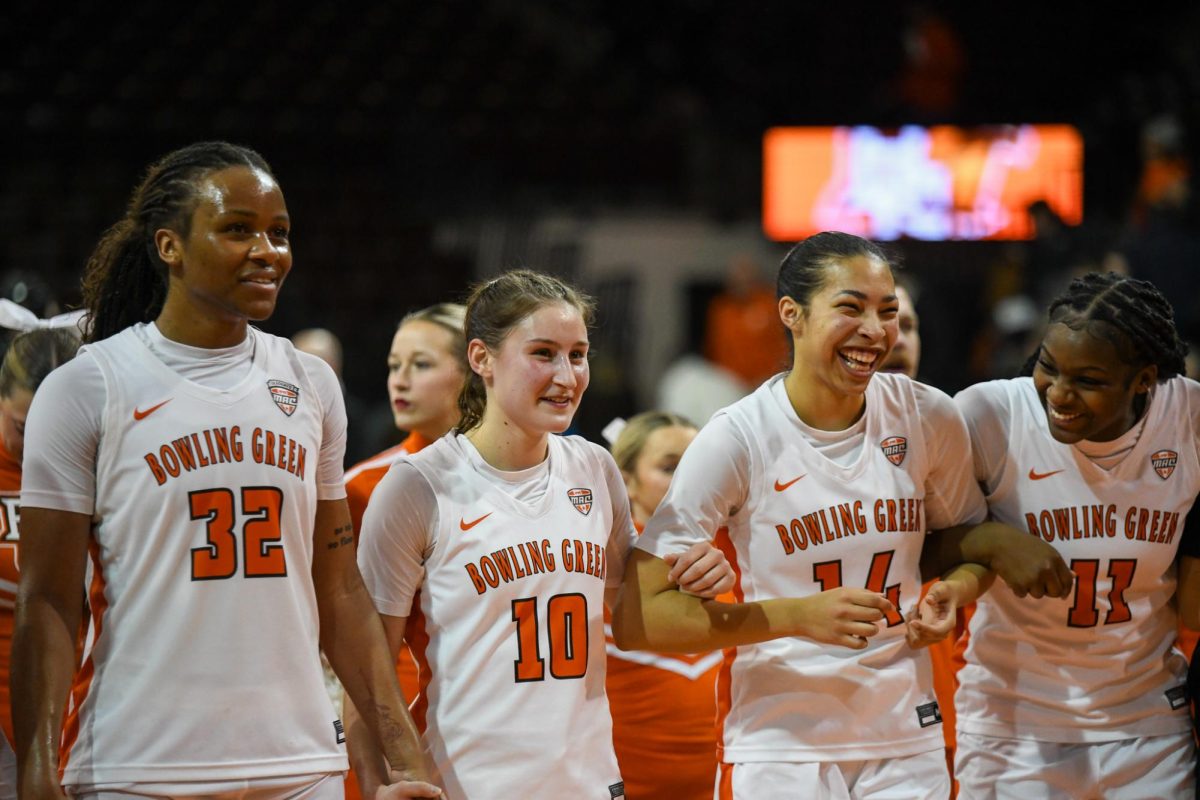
956,377,1199,742
359,433,633,799
61,326,345,785
638,372,987,762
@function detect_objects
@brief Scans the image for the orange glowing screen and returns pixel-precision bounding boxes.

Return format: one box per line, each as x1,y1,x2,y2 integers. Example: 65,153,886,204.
763,125,1083,241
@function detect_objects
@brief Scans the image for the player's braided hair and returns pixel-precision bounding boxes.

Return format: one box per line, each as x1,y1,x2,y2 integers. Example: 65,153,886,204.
1022,272,1187,381
456,269,595,435
0,328,81,399
80,142,273,343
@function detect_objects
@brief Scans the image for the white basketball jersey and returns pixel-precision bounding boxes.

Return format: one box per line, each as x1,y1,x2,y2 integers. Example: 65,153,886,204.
956,377,1198,742
394,434,628,799
641,373,982,762
62,327,345,785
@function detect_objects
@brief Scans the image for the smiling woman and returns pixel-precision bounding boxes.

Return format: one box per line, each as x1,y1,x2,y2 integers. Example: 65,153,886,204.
11,142,438,800
612,231,1072,800
952,272,1200,798
351,269,735,800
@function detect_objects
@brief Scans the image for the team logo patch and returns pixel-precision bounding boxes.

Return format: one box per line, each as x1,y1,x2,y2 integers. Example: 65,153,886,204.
916,701,942,728
267,379,300,417
568,487,593,516
1165,685,1188,710
880,436,907,466
1151,449,1178,480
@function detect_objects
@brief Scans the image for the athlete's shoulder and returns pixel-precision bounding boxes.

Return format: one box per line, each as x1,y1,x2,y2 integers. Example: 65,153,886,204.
35,346,103,396
955,377,1030,417
345,442,411,486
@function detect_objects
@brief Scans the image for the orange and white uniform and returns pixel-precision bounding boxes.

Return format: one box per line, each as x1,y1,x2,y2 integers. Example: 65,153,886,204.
955,377,1200,741
604,522,722,800
636,373,986,794
358,433,633,799
345,431,432,703
21,323,348,791
0,435,22,749
952,378,1200,798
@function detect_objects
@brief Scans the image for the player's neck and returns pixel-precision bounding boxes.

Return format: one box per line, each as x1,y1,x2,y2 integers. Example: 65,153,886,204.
467,414,550,472
783,370,866,431
155,299,250,349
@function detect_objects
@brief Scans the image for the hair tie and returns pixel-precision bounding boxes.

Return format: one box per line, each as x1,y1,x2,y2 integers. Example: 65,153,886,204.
601,417,627,446
0,299,86,334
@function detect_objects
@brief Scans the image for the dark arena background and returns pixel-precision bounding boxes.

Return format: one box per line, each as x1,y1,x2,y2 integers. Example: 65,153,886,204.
6,1,1200,460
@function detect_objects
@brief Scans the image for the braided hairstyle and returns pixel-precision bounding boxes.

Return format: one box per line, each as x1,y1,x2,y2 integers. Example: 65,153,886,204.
1022,272,1187,381
456,269,595,435
80,142,273,343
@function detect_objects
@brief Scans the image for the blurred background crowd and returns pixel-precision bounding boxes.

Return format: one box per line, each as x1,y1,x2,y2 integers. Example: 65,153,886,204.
6,1,1200,462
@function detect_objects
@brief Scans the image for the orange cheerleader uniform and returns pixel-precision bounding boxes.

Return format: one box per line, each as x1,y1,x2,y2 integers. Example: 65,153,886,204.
0,435,21,749
343,431,431,800
605,522,723,799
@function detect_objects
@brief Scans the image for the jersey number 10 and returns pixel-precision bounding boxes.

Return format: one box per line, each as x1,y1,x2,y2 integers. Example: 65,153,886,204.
511,594,588,682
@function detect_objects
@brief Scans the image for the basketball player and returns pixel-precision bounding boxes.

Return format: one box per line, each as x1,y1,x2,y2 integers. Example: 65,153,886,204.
613,232,1072,799
354,269,734,799
342,304,466,798
12,142,439,799
953,272,1200,798
606,410,720,800
0,329,81,800
879,279,919,378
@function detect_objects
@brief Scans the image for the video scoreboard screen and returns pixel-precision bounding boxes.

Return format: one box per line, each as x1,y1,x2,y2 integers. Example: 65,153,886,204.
763,125,1083,241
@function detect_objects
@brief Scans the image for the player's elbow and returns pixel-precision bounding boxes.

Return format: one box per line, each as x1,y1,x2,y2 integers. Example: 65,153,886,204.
610,587,655,651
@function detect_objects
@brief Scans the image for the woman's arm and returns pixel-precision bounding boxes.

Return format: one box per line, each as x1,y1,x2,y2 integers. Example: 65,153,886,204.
343,614,410,799
905,562,994,648
612,549,897,653
12,507,90,800
921,522,1073,599
311,499,439,797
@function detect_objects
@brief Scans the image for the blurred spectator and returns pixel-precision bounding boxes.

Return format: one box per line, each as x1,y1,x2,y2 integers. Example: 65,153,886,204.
657,351,747,427
1132,115,1190,226
0,271,61,319
703,254,789,387
880,278,921,378
291,327,381,465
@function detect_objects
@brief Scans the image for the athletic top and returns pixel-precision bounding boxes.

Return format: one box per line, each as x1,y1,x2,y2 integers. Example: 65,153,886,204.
0,436,21,748
358,433,633,800
22,323,348,785
637,372,986,762
955,377,1200,742
345,432,431,538
345,431,432,704
605,521,721,799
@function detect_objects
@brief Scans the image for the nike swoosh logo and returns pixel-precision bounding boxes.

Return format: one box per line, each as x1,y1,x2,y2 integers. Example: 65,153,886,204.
133,399,172,420
459,512,492,531
774,474,807,492
1028,468,1064,481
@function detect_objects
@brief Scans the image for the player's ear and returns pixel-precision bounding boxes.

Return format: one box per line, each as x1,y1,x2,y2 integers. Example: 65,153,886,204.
466,339,493,382
155,227,186,272
779,295,805,336
1133,364,1157,395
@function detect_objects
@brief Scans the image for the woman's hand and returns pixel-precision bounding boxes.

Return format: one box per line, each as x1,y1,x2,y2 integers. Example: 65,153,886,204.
665,542,735,597
794,588,897,650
